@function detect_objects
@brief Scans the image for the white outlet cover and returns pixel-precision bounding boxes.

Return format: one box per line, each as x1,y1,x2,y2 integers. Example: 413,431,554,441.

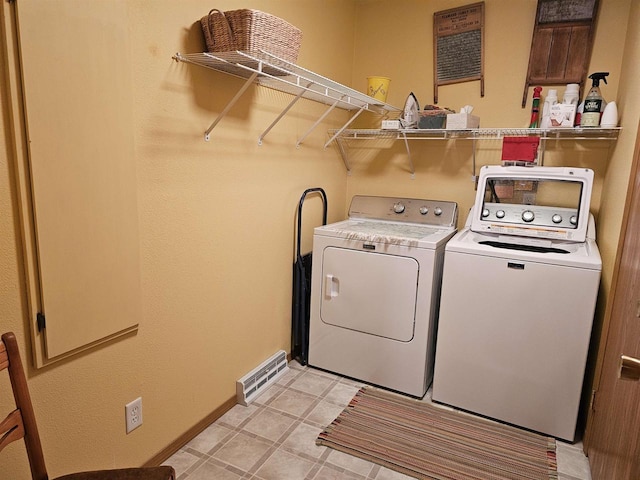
125,397,143,433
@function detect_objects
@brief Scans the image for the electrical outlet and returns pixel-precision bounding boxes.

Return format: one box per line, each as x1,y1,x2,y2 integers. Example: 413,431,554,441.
125,397,143,433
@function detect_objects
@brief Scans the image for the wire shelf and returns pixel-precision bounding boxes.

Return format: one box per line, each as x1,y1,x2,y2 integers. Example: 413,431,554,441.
174,50,400,115
332,127,621,141
330,127,621,176
173,50,619,174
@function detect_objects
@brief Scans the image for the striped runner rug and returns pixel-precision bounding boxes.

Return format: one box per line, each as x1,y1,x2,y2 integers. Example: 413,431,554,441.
317,387,557,480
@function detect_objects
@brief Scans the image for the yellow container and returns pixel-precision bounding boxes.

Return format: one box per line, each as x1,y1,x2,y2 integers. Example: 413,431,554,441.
367,76,390,102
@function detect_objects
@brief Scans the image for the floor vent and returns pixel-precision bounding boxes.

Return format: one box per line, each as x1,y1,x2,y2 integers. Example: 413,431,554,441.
236,350,289,406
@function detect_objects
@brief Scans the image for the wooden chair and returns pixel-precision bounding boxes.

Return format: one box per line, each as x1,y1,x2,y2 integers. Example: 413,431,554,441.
0,332,176,480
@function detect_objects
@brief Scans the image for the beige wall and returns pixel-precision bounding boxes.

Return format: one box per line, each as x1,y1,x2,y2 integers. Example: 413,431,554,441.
0,1,637,479
1,1,351,478
347,0,629,221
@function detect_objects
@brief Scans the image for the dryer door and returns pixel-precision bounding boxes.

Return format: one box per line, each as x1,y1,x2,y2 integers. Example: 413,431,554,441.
320,247,418,341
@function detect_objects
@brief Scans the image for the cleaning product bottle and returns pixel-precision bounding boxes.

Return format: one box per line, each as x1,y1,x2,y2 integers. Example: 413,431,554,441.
580,72,609,127
529,86,542,128
540,89,558,129
575,101,584,126
562,84,580,106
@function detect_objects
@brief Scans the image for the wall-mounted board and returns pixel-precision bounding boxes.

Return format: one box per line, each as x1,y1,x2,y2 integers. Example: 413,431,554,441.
522,0,600,106
11,0,140,366
433,2,485,104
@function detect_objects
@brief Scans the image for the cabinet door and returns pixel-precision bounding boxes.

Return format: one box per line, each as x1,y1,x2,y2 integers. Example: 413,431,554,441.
14,0,139,363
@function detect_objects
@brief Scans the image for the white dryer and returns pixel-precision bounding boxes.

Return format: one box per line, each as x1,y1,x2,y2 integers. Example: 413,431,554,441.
308,195,458,397
432,166,602,441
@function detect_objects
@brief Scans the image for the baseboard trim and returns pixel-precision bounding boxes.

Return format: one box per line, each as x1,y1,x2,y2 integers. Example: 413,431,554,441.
144,394,237,467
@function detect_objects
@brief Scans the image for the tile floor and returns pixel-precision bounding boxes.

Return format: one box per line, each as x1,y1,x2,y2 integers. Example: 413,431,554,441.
163,362,592,480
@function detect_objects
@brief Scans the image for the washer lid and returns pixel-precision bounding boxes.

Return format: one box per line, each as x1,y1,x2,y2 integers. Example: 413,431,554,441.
471,166,594,243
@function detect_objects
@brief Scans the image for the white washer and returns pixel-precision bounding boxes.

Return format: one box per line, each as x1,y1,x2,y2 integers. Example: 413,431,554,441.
432,166,602,441
308,195,457,397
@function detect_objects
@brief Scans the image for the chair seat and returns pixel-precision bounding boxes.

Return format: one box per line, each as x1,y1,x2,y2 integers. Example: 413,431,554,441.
55,466,175,480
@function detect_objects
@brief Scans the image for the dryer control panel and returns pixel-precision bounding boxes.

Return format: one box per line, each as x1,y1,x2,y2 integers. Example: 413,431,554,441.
349,195,458,227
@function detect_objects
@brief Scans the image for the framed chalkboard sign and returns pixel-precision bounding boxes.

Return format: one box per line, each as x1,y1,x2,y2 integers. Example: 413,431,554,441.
433,2,485,104
522,0,599,106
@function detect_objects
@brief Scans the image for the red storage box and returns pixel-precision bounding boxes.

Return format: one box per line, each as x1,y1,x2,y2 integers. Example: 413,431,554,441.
501,136,540,163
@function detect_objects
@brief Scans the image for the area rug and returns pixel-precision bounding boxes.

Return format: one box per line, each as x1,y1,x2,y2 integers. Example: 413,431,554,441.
316,387,557,480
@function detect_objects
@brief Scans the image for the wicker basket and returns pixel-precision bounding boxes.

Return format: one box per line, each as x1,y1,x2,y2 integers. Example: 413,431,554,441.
201,9,302,63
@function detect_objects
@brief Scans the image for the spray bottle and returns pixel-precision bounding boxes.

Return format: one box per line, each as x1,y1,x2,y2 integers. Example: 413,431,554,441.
580,72,609,127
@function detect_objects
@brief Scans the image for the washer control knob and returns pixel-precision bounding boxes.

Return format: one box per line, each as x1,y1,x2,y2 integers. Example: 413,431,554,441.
393,202,405,214
419,206,429,215
434,207,443,216
552,214,563,224
570,215,578,225
496,210,506,219
482,208,490,218
522,210,535,223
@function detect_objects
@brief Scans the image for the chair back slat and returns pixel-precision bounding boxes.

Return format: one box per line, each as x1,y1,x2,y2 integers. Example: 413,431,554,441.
0,409,26,452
